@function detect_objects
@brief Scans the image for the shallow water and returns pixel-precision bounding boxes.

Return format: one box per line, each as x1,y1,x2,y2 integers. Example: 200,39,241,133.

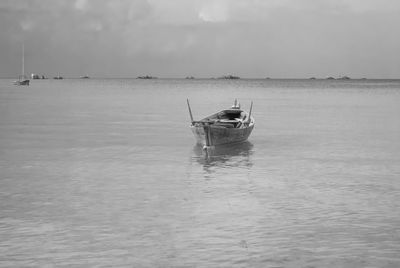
1,78,400,267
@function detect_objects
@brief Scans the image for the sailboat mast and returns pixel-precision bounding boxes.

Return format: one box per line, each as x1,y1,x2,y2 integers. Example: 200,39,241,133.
22,43,25,77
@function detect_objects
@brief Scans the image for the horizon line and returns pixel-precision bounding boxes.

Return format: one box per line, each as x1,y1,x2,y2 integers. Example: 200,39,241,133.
1,76,400,80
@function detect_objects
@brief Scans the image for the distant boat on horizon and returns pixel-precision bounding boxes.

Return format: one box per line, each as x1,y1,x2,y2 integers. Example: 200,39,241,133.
14,44,29,86
80,75,90,79
218,75,240,79
31,73,47,79
137,75,157,79
53,75,63,80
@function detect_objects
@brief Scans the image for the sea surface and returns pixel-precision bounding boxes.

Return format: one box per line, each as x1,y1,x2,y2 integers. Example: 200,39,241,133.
1,78,400,267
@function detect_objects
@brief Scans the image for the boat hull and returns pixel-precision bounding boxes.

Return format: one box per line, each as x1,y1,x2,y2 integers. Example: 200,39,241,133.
14,80,30,85
191,124,254,146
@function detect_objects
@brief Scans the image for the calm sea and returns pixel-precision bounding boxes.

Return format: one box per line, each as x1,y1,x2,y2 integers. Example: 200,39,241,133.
1,78,400,267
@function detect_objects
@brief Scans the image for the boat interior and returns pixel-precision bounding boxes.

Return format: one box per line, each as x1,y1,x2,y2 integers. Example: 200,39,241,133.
204,109,250,128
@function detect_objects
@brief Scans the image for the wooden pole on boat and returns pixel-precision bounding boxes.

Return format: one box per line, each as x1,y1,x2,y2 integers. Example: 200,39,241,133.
186,99,194,123
248,101,253,123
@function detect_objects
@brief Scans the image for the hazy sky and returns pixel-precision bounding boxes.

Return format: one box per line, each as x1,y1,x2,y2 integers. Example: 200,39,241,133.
1,0,399,78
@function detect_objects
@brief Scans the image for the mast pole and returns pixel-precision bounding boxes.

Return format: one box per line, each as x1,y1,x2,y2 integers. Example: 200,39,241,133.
22,43,25,77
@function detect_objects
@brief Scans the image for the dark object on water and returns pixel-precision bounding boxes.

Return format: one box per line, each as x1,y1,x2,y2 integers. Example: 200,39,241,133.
187,99,255,156
309,77,316,80
80,75,90,79
14,44,29,86
14,75,30,85
31,74,47,79
218,75,240,79
338,76,351,80
137,75,157,79
185,76,195,79
54,75,63,79
326,77,335,80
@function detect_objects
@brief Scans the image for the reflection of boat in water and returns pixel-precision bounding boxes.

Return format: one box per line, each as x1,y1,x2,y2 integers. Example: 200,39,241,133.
192,141,254,171
187,99,255,156
193,141,253,158
14,44,29,86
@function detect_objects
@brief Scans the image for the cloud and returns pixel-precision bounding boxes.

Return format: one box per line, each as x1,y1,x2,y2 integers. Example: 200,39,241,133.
198,0,229,22
1,0,400,78
19,20,34,31
84,20,103,32
326,0,400,13
74,0,89,11
0,0,153,32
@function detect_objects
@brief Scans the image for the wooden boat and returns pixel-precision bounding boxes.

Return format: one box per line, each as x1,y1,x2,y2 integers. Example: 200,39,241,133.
187,99,255,152
13,44,30,86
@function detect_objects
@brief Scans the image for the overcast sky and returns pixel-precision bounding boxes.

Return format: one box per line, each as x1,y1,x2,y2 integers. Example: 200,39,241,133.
1,0,399,78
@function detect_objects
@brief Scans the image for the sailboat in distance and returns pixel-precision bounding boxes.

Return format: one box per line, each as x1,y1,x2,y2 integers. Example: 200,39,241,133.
14,44,30,86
